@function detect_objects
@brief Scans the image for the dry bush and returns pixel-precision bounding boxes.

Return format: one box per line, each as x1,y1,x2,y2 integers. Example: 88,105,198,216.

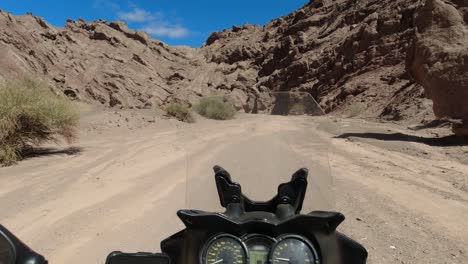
195,97,236,120
164,102,195,123
0,78,79,166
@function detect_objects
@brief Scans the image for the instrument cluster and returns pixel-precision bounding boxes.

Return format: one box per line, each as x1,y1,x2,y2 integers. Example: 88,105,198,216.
201,233,319,264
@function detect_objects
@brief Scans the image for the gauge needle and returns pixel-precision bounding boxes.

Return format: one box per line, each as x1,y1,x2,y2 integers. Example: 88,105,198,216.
275,258,290,262
212,259,223,264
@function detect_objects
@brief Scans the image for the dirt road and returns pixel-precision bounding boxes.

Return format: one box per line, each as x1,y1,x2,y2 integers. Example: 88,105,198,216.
0,113,467,264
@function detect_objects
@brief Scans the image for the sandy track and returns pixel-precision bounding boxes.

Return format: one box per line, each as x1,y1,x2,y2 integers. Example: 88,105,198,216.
0,114,467,264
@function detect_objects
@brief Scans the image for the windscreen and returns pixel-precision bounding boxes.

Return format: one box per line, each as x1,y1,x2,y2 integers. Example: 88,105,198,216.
181,92,334,214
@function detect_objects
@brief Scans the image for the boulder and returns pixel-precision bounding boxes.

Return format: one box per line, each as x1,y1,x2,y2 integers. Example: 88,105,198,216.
407,0,468,135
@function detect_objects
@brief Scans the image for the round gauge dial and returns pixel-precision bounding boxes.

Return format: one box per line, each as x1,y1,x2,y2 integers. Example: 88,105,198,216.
270,235,319,264
243,235,275,264
203,234,248,264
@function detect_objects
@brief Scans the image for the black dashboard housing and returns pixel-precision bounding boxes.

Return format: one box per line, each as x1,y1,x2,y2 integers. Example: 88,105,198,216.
161,210,367,264
161,166,368,264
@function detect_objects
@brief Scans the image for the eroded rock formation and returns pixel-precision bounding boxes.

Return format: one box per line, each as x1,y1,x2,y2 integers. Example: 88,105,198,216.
407,0,468,135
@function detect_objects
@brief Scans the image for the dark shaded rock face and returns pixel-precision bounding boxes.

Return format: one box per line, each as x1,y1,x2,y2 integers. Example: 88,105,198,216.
407,0,468,135
0,0,450,124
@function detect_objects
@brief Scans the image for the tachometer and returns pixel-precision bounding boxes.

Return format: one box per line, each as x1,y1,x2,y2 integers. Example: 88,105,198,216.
202,234,248,264
270,235,319,264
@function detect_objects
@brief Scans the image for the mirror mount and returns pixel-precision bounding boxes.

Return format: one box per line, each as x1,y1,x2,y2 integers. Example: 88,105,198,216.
0,225,47,264
0,228,16,264
214,166,309,216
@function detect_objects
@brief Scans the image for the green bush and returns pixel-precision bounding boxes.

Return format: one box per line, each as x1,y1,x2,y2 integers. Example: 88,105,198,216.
195,97,236,120
165,102,195,123
0,78,79,166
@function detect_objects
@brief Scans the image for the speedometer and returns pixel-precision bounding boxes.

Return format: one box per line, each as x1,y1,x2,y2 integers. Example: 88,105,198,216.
202,234,248,264
270,235,319,264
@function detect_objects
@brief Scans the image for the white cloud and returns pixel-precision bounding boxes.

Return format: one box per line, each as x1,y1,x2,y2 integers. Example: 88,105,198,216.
105,4,190,39
117,8,154,22
142,22,189,38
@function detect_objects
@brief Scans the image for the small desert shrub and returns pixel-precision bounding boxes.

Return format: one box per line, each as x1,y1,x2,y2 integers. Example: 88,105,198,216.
195,97,236,120
0,79,79,166
289,103,306,115
164,103,195,123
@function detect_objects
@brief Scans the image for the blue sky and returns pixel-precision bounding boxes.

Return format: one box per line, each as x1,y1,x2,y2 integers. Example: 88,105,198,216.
0,0,308,47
